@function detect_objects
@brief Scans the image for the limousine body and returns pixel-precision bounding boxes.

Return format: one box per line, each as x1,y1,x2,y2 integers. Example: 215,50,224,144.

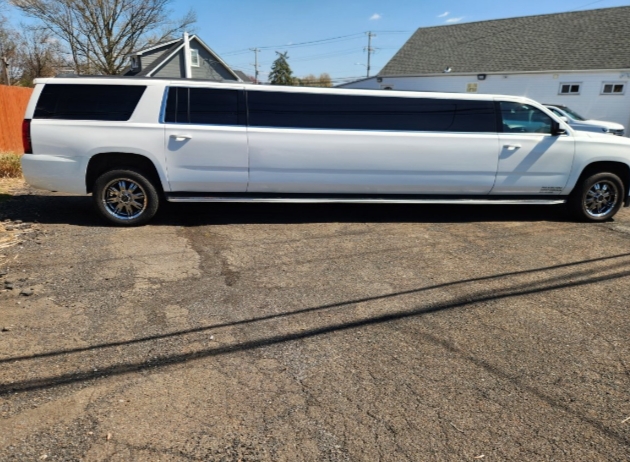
21,76,630,225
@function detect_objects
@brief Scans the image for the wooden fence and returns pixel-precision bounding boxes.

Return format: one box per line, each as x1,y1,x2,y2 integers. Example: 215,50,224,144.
0,85,33,153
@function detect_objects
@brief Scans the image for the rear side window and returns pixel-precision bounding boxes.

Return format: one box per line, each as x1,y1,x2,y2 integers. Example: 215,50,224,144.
164,87,240,125
247,92,496,132
34,84,146,121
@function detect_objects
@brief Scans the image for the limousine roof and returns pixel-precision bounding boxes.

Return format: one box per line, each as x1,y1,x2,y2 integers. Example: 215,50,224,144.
34,76,536,104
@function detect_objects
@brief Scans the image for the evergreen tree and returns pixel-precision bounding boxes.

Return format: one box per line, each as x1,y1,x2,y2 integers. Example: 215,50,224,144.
269,51,293,85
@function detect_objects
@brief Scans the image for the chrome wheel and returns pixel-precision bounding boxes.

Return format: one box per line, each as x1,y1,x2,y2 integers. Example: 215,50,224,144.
584,180,618,218
101,178,147,220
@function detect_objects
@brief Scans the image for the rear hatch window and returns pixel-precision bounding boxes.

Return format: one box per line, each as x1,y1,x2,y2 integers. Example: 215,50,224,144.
34,84,146,121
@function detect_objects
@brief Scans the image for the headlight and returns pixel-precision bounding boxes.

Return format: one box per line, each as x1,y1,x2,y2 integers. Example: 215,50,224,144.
602,128,611,133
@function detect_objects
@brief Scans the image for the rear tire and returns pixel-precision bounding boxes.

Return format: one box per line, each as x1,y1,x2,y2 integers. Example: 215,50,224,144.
93,169,160,226
568,172,624,222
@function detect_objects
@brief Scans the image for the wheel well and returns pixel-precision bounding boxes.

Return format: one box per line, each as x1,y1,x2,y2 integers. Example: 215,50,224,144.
86,153,162,194
576,161,630,195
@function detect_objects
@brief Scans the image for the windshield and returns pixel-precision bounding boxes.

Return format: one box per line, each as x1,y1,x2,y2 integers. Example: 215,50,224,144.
560,106,586,121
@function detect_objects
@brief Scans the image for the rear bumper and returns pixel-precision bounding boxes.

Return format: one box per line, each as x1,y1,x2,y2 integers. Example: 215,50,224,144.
21,154,87,194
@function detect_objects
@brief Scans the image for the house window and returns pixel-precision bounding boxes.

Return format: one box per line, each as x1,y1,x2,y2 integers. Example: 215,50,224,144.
130,56,139,70
559,83,581,95
601,82,625,95
190,49,200,67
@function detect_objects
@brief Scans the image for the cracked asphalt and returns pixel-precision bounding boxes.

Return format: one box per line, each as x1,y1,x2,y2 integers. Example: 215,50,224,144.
0,182,629,461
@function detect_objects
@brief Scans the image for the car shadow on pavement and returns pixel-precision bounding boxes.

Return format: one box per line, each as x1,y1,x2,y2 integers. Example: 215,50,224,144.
0,194,576,226
2,251,628,367
1,252,630,447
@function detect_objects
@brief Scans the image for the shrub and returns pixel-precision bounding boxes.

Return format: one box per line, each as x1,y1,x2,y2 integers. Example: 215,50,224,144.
0,152,22,178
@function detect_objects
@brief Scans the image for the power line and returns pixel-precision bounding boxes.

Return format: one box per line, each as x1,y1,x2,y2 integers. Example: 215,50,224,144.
573,0,607,9
222,37,363,56
227,36,397,72
220,30,410,56
228,47,364,69
289,47,363,63
222,30,410,80
220,33,364,56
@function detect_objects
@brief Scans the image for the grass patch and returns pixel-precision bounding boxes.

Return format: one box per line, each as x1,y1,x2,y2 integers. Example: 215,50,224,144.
0,153,23,202
0,152,22,178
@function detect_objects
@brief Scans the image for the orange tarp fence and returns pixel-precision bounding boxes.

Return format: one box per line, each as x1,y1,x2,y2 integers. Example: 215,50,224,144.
0,85,33,153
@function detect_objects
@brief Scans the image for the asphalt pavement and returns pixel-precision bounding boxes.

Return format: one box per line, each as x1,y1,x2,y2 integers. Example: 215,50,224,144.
1,185,629,461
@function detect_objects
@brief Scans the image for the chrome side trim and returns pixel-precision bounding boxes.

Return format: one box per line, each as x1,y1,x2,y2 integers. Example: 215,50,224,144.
166,196,566,205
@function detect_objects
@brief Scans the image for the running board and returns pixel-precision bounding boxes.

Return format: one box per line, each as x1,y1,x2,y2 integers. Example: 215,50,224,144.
166,195,566,205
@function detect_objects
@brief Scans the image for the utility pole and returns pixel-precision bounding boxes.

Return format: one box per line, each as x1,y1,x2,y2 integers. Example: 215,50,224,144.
250,48,260,83
365,31,376,78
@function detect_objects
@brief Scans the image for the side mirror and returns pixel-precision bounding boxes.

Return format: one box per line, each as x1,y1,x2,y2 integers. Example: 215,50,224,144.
559,116,569,123
551,121,567,136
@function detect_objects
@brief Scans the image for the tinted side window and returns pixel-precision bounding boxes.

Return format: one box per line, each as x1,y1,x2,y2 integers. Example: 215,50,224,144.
165,87,239,125
164,87,189,123
190,88,238,125
451,101,497,132
248,92,452,131
34,84,146,121
247,92,495,132
500,102,552,134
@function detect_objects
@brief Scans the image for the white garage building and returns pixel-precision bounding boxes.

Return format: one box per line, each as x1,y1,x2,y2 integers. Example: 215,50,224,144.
341,7,630,134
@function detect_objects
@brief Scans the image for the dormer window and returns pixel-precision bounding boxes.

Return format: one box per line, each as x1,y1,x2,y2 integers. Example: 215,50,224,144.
190,49,200,67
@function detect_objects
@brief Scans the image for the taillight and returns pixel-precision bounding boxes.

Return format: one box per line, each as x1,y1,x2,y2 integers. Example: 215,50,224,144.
22,119,32,154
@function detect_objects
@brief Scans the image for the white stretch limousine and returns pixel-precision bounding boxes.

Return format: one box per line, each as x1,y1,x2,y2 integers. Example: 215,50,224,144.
21,77,630,225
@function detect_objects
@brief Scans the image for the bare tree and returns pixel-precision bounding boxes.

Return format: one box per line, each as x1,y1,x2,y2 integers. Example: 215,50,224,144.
317,73,332,88
0,10,19,84
10,0,196,75
15,26,66,85
294,73,333,88
300,73,317,87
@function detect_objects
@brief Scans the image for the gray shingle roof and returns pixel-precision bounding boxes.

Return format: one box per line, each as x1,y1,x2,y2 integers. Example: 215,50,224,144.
380,6,630,76
233,70,254,83
131,39,180,56
123,40,182,77
135,40,183,77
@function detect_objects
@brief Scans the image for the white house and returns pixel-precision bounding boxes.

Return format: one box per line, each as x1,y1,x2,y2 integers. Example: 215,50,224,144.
341,7,630,133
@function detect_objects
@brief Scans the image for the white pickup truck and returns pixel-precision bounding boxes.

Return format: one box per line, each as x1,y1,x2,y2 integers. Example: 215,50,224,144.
544,104,625,137
20,76,630,225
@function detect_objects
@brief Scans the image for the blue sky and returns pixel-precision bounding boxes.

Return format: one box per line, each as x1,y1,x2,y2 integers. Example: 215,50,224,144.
7,0,630,83
180,0,630,83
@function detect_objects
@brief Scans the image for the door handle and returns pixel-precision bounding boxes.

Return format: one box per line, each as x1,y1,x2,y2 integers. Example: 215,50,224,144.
170,134,192,141
503,144,521,150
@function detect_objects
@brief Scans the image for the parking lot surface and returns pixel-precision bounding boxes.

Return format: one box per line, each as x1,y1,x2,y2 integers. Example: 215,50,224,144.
1,185,629,461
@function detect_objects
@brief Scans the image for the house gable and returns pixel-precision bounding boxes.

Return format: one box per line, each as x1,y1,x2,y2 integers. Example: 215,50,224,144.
124,35,241,81
189,42,236,80
140,45,176,71
147,48,186,79
135,40,184,77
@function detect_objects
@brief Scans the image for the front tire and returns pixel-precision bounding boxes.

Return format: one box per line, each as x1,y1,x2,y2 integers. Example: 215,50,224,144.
93,169,160,226
569,172,624,222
